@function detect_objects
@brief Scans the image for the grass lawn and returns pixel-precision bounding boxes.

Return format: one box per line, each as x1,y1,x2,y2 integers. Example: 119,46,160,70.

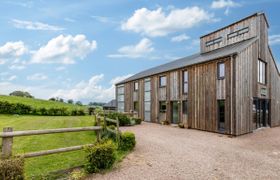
0,115,96,178
0,95,87,111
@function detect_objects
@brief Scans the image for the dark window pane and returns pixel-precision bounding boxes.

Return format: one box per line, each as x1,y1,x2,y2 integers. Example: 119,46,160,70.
159,101,167,113
183,101,188,114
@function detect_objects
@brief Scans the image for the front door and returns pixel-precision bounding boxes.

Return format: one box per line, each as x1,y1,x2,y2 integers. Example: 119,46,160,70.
171,102,179,124
253,98,270,129
218,100,225,131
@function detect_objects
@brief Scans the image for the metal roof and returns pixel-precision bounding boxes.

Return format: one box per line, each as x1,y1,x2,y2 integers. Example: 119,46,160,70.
117,38,257,85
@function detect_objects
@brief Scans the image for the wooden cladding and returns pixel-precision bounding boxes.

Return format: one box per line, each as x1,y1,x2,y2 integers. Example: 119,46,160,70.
200,14,258,53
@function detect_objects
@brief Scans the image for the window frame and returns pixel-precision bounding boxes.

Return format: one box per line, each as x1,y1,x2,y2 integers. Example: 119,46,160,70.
183,70,188,94
159,101,167,113
134,81,139,91
159,75,167,88
217,62,225,80
258,59,266,85
117,84,125,112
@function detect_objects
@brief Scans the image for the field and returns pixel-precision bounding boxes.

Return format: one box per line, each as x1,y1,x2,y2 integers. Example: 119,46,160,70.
0,95,87,111
0,115,96,178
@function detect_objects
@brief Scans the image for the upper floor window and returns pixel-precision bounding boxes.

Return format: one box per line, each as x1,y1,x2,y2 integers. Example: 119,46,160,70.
159,76,166,87
134,82,139,91
227,27,249,40
205,37,222,47
258,60,266,84
183,71,188,94
218,62,225,79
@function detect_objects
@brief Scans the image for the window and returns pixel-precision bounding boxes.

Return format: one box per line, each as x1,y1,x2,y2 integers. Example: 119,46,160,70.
159,76,166,87
218,100,225,130
144,78,151,121
159,101,167,113
258,60,266,84
133,101,139,112
134,82,139,91
205,37,222,47
227,27,249,40
218,62,225,79
183,71,188,94
183,101,188,115
117,85,125,112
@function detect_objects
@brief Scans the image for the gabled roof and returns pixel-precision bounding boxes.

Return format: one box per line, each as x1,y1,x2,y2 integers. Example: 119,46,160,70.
117,37,257,85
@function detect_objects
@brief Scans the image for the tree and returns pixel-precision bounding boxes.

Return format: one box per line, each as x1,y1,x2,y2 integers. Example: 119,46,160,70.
76,101,83,106
59,98,64,103
49,97,56,101
67,99,74,104
9,91,33,98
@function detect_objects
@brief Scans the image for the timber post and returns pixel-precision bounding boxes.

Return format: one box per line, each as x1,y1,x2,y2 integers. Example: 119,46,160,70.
116,117,120,145
1,127,13,159
96,115,101,142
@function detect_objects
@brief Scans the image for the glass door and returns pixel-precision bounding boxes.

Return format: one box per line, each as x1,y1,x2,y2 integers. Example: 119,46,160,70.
171,102,179,124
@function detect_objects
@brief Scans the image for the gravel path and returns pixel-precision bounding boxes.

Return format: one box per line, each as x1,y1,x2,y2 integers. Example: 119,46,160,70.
87,122,280,180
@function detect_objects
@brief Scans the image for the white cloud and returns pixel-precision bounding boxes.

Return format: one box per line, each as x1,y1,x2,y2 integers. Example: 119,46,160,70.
0,41,28,64
51,74,132,102
171,34,190,42
269,35,280,46
91,15,118,24
64,18,76,23
121,6,214,37
27,73,48,81
211,0,240,9
7,75,17,81
211,0,241,15
31,34,97,64
12,19,64,31
108,38,154,58
9,64,26,70
55,66,66,71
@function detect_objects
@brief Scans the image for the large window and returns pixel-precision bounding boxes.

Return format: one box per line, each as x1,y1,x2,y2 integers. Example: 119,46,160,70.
217,62,225,79
133,101,139,112
258,60,266,84
117,85,125,112
159,76,166,87
144,78,151,121
183,101,188,115
134,82,139,91
159,101,167,113
183,71,188,94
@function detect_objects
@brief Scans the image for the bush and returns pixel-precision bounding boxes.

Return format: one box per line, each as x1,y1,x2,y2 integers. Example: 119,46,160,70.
132,118,142,125
70,169,86,180
0,157,24,180
178,123,185,128
119,132,136,151
85,140,116,173
106,112,130,126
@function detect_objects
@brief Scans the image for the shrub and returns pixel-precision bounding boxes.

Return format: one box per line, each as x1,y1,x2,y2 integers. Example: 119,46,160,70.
0,157,24,180
161,120,170,125
178,123,185,128
70,169,86,180
85,140,116,173
132,118,142,125
106,112,130,126
119,131,136,151
107,125,116,130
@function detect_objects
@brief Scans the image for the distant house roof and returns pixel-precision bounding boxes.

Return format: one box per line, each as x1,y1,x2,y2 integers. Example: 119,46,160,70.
103,99,116,108
117,37,257,85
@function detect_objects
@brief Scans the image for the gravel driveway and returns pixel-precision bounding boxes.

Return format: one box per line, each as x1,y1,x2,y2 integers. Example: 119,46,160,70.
87,122,280,180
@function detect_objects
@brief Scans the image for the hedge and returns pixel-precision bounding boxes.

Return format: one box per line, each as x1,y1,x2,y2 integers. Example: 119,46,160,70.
0,101,86,116
0,157,24,180
119,132,136,151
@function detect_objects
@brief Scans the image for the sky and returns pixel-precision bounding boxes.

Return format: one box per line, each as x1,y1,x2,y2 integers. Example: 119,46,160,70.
0,0,279,103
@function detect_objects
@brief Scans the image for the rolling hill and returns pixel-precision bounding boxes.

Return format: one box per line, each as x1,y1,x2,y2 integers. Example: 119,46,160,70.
0,95,87,111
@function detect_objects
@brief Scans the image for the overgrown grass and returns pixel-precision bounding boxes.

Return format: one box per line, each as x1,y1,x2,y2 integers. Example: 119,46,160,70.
0,115,96,178
0,95,87,111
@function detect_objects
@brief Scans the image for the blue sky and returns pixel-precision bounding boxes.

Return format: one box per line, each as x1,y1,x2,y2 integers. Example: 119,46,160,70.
0,0,279,103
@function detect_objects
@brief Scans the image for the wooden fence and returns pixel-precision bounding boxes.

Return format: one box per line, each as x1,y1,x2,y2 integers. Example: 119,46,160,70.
0,115,120,159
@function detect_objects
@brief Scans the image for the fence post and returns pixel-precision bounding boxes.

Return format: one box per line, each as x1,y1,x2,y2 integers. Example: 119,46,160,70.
116,117,120,146
96,115,101,142
1,127,13,159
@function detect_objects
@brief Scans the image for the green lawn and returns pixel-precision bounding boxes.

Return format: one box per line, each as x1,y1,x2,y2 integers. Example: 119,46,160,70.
0,95,87,111
0,115,96,178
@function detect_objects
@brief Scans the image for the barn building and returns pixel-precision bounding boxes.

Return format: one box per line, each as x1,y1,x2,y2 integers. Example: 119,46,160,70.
115,12,280,135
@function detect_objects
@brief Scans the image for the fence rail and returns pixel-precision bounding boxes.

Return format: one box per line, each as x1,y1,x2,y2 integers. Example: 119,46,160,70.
0,115,120,160
0,125,102,159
